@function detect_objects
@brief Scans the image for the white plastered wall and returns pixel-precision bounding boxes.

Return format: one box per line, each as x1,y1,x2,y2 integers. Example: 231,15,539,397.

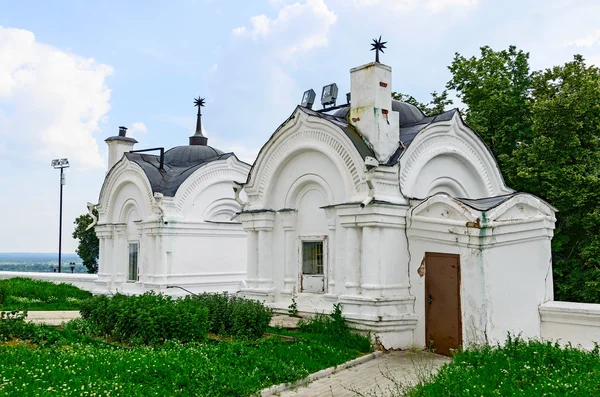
94,155,249,295
407,194,555,347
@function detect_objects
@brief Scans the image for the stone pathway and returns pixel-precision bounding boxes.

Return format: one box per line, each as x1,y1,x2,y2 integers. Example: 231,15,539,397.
25,310,80,325
277,350,450,397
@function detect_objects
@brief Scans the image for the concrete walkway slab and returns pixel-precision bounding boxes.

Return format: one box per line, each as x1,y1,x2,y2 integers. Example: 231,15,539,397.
277,350,450,397
24,311,80,325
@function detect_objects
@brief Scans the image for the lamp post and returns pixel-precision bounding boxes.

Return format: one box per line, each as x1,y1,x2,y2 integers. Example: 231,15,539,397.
51,158,69,273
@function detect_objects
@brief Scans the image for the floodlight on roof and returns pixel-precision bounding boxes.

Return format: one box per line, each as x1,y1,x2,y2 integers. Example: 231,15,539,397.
301,89,316,109
321,83,338,108
51,158,70,169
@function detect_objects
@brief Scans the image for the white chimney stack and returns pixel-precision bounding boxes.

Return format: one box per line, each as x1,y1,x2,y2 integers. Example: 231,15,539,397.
349,62,399,162
105,126,137,171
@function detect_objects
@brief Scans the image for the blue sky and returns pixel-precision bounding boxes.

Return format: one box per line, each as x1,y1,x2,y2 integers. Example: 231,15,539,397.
1,0,600,253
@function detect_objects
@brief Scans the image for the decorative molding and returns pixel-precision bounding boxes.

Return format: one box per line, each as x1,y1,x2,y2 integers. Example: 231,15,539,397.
98,158,154,222
175,157,249,212
400,116,511,199
245,110,364,205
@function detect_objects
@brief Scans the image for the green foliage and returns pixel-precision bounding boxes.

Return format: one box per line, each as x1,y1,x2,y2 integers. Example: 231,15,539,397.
446,46,600,303
447,45,533,179
409,336,600,396
80,292,209,345
0,282,6,305
0,277,92,311
298,303,372,353
288,287,298,316
188,293,273,339
0,310,91,346
392,90,453,116
72,209,99,274
0,333,363,397
229,296,273,339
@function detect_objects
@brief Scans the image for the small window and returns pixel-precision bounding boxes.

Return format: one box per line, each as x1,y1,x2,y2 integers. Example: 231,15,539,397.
128,243,139,282
302,241,323,275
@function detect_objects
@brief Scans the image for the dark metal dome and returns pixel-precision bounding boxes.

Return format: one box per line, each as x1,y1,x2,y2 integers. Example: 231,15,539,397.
330,100,426,126
163,145,225,167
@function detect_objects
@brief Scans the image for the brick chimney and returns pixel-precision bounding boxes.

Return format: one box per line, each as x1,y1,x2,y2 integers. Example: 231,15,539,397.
105,126,138,170
349,62,399,162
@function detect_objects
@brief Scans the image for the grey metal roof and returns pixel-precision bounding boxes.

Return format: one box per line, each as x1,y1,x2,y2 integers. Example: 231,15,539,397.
454,193,517,211
125,146,234,197
245,101,459,185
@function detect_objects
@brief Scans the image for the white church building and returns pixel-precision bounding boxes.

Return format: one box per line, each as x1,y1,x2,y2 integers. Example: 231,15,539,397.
92,100,250,296
238,56,556,352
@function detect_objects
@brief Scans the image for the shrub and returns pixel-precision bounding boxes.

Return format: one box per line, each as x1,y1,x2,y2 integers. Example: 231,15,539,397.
298,303,372,353
80,292,208,345
229,296,273,339
189,293,273,339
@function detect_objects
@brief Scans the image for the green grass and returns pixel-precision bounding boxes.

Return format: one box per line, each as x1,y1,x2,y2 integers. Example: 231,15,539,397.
0,277,92,311
408,336,600,396
0,323,371,396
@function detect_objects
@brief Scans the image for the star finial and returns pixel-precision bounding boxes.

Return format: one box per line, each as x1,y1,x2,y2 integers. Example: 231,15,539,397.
370,36,387,63
194,97,206,108
192,96,207,143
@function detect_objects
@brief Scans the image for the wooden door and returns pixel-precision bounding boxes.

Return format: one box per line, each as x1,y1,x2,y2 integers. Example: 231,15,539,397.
425,252,461,356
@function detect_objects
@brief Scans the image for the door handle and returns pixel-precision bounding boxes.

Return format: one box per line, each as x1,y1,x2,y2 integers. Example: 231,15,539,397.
428,294,433,305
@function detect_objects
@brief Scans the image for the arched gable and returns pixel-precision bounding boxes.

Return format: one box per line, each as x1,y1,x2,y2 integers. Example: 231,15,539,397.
400,113,512,199
411,193,480,223
98,157,154,224
244,107,365,209
174,155,250,219
485,194,556,223
410,192,556,227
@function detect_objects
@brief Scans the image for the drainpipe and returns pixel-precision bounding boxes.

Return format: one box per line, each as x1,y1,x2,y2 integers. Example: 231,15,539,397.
85,202,98,231
360,156,379,209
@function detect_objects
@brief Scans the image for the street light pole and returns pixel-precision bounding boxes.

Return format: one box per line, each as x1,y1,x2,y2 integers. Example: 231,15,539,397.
51,158,69,273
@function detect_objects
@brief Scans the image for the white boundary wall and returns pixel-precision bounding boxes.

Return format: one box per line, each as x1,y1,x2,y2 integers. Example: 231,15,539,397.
540,301,600,350
0,272,98,293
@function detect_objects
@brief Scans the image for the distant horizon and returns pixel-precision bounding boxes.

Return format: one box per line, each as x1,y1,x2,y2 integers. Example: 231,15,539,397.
0,252,79,256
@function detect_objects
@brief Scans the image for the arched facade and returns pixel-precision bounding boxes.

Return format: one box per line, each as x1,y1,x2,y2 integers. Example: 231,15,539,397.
94,149,250,296
399,113,513,199
238,61,556,351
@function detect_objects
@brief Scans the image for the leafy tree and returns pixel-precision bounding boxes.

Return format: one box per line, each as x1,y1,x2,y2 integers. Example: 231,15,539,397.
72,209,99,274
508,55,600,302
392,90,453,115
447,45,533,185
447,46,600,302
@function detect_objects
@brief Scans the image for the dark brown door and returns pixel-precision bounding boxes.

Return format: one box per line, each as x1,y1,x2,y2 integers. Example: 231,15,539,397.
425,252,461,356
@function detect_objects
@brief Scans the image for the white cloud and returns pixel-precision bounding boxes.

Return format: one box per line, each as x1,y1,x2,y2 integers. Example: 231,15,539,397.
232,26,248,36
0,26,112,169
569,29,600,48
352,0,477,12
425,0,477,12
232,0,337,61
128,121,147,138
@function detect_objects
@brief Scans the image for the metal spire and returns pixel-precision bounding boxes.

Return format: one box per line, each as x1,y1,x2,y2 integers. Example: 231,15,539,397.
190,96,208,145
370,36,387,63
